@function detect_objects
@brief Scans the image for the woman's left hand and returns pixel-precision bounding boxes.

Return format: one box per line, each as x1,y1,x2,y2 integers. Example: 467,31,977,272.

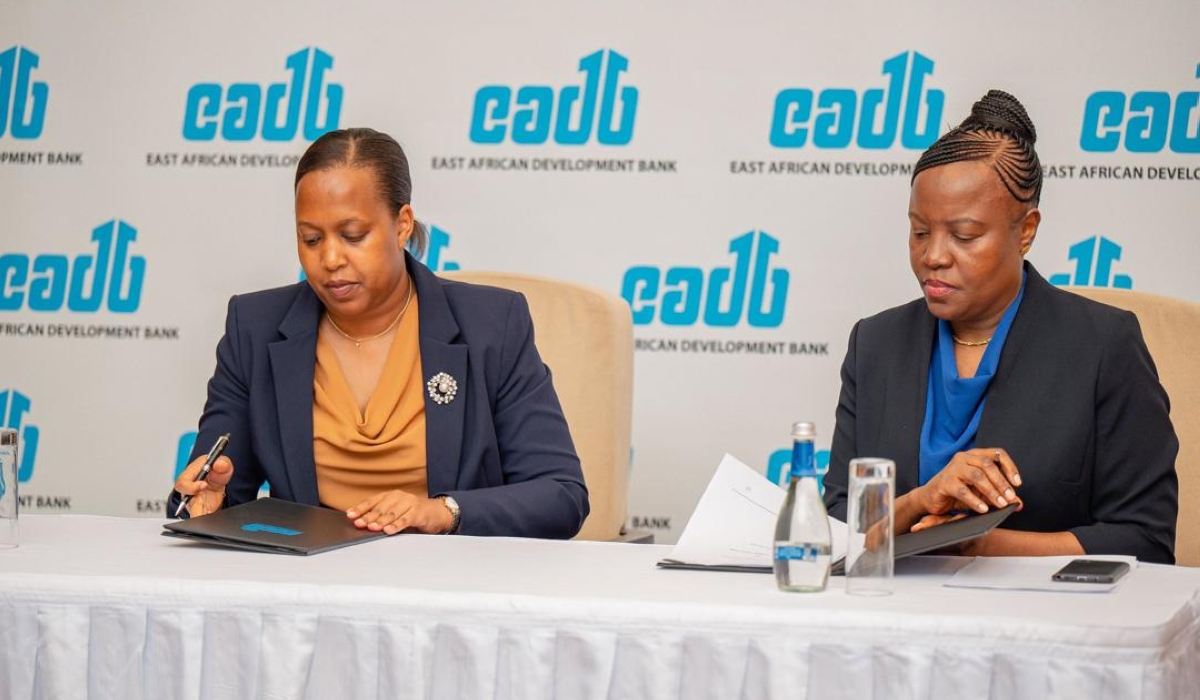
346,490,453,535
910,493,1023,533
909,495,1026,555
908,512,989,555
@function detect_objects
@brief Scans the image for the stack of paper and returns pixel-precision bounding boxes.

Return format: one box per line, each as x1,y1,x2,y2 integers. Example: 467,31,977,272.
659,454,847,572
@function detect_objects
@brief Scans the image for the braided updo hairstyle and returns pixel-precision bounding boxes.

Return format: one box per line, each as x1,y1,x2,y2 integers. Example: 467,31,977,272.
912,90,1043,206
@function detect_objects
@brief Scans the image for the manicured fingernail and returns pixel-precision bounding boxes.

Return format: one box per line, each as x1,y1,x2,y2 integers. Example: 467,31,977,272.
346,510,357,517
1014,474,1023,486
354,518,365,527
1004,489,1015,500
384,526,396,535
977,503,988,513
996,497,1007,507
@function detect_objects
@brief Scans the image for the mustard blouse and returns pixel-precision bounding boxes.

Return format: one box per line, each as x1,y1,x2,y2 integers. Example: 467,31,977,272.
312,296,427,511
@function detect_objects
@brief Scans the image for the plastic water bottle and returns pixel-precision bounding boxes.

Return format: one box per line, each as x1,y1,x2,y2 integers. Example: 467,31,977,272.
774,422,832,592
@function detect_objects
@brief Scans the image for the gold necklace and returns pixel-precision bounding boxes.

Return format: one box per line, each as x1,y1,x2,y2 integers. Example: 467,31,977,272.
326,281,414,348
952,334,991,347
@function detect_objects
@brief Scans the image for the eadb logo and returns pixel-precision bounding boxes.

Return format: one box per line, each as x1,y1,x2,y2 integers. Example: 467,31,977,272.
622,231,789,328
0,389,39,482
771,51,943,150
767,447,830,494
470,49,638,146
297,223,459,283
0,46,48,140
175,431,268,496
0,220,145,313
1048,236,1133,289
422,225,460,272
0,220,144,313
175,432,198,479
1080,63,1200,154
184,48,342,142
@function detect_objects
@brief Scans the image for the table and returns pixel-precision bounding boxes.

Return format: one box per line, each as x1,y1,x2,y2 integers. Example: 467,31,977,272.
2,516,1198,700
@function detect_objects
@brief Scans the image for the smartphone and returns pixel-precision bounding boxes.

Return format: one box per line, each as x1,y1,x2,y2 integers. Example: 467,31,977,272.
1051,559,1131,584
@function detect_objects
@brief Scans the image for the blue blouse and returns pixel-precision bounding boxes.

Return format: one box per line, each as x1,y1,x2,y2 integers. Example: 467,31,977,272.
918,274,1027,485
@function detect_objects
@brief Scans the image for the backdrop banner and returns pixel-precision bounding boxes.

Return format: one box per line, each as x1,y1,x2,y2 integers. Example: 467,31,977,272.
2,1,1197,542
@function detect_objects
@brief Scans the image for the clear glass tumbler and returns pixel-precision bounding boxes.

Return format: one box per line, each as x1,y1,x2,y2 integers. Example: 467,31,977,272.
845,457,895,595
0,428,18,549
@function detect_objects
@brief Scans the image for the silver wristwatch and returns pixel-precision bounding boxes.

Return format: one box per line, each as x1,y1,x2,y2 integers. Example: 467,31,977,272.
437,495,461,534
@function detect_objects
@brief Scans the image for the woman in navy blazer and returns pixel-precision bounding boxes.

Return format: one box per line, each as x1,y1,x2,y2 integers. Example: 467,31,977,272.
169,128,588,539
823,91,1178,563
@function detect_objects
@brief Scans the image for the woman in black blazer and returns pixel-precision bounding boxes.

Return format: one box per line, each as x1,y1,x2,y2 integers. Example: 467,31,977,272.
823,91,1178,564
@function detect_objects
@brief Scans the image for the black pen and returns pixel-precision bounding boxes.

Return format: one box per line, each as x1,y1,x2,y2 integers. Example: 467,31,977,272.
174,433,231,517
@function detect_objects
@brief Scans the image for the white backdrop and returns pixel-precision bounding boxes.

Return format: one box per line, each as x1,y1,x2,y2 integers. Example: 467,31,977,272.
2,1,1198,542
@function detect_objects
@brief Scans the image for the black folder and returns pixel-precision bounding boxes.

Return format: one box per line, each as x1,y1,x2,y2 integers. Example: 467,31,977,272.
831,503,1016,575
656,504,1016,574
162,497,387,555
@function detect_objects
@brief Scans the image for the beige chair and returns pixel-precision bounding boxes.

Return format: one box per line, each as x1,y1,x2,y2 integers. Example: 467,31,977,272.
441,270,633,541
1066,287,1200,566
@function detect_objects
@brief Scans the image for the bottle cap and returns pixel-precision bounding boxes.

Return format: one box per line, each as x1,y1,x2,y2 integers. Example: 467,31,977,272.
790,421,815,440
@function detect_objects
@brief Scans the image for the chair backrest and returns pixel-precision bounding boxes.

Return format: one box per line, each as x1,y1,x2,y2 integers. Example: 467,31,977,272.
1065,286,1200,566
441,270,633,541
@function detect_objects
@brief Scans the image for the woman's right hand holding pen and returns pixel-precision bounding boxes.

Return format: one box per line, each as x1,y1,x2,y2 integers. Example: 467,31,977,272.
173,455,235,517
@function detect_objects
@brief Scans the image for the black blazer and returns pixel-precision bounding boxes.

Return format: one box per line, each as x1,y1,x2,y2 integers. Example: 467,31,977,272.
168,254,589,539
824,264,1178,564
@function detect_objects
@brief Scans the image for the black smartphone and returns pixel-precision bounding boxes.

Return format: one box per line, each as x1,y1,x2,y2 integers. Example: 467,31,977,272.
1051,559,1131,584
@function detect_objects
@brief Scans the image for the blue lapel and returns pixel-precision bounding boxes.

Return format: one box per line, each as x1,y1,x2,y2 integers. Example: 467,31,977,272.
408,255,469,496
267,285,322,505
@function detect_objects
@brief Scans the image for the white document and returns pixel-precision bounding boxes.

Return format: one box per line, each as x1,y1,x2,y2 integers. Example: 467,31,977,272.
664,453,847,568
945,555,1137,593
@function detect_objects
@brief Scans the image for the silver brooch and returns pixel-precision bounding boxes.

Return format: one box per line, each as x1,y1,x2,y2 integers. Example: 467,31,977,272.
427,372,459,405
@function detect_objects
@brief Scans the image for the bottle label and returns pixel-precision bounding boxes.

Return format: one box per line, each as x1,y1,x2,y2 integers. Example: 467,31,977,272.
774,544,819,562
790,440,816,478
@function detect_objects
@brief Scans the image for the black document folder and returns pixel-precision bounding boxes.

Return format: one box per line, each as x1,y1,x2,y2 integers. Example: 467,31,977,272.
656,504,1016,574
831,503,1016,575
162,497,386,555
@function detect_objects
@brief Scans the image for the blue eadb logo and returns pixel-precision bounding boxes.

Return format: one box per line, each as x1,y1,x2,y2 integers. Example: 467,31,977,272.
622,231,789,328
1,390,39,483
0,46,48,139
0,220,145,313
175,432,198,479
297,223,459,283
422,225,460,272
1080,63,1200,154
1049,236,1132,289
470,49,638,146
176,431,269,496
767,447,830,494
184,48,342,142
771,51,943,150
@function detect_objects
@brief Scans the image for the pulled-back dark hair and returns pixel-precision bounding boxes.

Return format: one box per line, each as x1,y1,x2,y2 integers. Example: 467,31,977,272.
912,90,1043,206
295,127,427,255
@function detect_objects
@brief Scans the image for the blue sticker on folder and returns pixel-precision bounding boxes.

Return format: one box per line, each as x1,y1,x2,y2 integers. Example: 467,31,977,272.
241,523,302,536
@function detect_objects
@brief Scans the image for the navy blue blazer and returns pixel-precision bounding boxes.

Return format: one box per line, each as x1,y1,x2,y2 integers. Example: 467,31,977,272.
168,254,589,539
824,264,1179,564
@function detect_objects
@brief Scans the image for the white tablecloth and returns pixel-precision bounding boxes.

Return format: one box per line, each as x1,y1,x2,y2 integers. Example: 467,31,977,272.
1,515,1198,700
